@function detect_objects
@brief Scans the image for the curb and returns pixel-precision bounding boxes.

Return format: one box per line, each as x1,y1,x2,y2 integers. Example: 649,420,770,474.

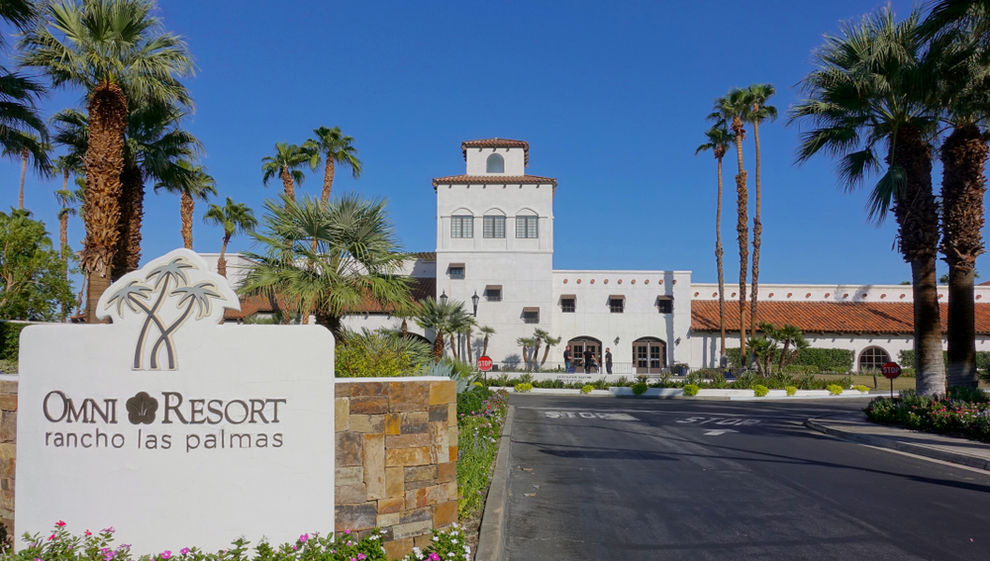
804,417,990,471
476,404,514,561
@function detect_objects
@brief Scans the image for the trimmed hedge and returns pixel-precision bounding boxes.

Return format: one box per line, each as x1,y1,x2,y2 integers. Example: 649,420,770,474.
0,322,28,361
727,346,853,372
899,350,990,373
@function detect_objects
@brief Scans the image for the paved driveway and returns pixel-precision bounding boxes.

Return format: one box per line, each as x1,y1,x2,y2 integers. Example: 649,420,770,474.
503,395,990,561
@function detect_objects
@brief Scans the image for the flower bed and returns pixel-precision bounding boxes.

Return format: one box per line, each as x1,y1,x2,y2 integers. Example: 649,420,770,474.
455,388,508,520
5,522,470,561
864,389,990,442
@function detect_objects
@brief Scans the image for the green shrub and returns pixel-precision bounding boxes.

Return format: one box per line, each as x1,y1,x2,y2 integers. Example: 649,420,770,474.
785,385,797,396
631,381,648,395
335,328,431,377
854,384,870,393
0,322,28,362
457,385,491,416
949,386,990,404
727,346,853,372
514,382,533,392
683,384,700,396
827,384,844,395
752,384,769,397
580,384,594,394
0,358,16,374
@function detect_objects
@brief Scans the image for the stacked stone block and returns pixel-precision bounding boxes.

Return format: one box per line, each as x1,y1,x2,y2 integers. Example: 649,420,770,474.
0,379,14,540
334,379,458,559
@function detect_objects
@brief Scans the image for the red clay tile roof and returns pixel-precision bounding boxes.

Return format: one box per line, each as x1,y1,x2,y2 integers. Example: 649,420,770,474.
432,174,557,188
461,138,529,165
691,300,990,335
223,278,437,320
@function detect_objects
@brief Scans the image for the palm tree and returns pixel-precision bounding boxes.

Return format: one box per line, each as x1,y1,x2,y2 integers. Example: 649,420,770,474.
20,0,194,323
203,197,257,277
306,126,362,205
921,1,990,389
744,83,777,340
532,328,549,370
695,122,733,364
539,333,561,367
791,8,945,395
517,337,536,371
262,142,311,202
241,194,412,340
155,160,216,249
479,325,495,357
414,297,468,360
1,0,49,187
3,133,50,209
710,88,751,363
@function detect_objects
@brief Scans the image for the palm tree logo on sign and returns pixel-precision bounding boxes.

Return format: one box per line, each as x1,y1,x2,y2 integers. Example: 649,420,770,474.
96,249,240,370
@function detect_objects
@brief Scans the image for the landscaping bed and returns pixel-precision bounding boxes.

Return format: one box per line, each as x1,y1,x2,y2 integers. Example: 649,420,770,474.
865,387,990,443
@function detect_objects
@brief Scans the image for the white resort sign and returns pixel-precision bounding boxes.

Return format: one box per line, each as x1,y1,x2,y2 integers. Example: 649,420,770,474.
16,249,335,553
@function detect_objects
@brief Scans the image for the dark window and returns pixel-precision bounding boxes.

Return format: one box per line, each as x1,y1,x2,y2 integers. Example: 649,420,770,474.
561,298,575,313
523,309,539,324
451,215,473,238
486,153,504,173
859,347,890,371
483,215,506,238
657,297,673,314
485,287,502,301
515,215,538,238
449,266,465,279
609,298,624,313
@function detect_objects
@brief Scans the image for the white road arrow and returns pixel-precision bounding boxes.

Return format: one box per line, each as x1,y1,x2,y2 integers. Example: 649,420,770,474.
703,429,738,436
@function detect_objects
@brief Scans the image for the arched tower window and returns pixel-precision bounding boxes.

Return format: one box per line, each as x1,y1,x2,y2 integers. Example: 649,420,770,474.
486,153,505,173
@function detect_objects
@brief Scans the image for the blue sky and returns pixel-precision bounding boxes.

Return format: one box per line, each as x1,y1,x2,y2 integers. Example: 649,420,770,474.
4,0,969,287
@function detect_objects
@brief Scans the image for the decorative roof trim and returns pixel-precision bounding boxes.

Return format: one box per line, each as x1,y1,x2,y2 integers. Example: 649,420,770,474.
461,138,530,165
432,174,557,188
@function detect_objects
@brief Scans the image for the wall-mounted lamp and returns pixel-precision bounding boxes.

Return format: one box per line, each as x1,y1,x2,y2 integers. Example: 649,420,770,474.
675,337,682,346
439,290,448,304
471,291,480,317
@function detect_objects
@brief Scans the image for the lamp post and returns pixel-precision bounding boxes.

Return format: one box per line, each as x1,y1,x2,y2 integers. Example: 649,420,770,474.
471,291,480,317
439,290,447,305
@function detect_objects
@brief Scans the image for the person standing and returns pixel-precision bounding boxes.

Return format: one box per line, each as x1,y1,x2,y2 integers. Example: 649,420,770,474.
583,347,594,374
604,347,613,374
563,345,572,372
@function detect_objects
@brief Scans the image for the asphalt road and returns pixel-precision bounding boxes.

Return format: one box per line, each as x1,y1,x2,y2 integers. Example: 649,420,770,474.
503,395,990,561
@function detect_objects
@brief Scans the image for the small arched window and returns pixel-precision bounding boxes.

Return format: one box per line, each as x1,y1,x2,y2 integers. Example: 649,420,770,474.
486,153,505,173
858,346,890,372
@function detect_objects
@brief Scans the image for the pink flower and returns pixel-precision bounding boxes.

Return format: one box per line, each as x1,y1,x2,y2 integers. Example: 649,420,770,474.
358,554,367,560
48,534,55,541
299,533,309,543
101,527,115,534
55,521,66,527
161,551,172,560
84,530,92,537
429,554,441,561
180,548,190,555
291,545,297,551
104,551,116,561
345,529,351,534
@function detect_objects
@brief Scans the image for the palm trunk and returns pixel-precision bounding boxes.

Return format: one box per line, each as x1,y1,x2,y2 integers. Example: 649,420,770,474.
466,329,473,363
314,309,344,342
940,124,986,389
112,162,143,281
448,333,458,359
891,125,944,396
83,82,128,323
218,234,230,277
322,158,335,204
749,119,763,338
180,191,194,249
18,148,27,210
715,154,726,362
432,330,445,360
280,166,295,202
482,335,490,357
731,118,749,363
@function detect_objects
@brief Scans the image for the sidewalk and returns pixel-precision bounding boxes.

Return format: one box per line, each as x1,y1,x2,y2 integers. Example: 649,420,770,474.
805,412,990,471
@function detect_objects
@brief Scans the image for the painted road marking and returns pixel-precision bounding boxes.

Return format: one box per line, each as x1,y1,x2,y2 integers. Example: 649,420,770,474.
676,416,761,426
703,429,738,436
543,411,636,421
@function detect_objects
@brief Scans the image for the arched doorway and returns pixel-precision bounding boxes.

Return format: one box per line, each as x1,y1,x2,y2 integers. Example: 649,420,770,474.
632,337,666,374
858,346,890,372
567,336,602,373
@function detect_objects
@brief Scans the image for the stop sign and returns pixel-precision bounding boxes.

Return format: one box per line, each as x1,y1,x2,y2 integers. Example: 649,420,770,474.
881,361,902,379
477,355,493,372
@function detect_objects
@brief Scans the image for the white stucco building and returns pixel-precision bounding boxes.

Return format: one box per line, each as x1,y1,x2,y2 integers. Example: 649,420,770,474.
209,138,990,374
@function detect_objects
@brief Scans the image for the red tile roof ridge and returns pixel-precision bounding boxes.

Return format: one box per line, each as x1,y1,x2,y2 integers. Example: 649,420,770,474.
432,174,557,188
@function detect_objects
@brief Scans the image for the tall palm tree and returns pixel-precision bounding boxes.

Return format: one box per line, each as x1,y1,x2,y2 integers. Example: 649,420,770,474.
306,126,362,205
261,142,311,202
517,337,536,371
414,297,467,360
710,89,752,363
20,0,194,322
539,333,561,367
241,194,412,340
203,197,257,277
479,325,495,357
155,160,216,249
744,83,777,340
695,122,734,364
791,8,945,395
921,1,990,389
532,328,549,370
3,133,50,209
1,0,49,185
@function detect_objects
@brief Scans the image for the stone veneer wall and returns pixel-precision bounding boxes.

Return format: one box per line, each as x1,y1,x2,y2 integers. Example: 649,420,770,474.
334,378,458,559
0,376,457,559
